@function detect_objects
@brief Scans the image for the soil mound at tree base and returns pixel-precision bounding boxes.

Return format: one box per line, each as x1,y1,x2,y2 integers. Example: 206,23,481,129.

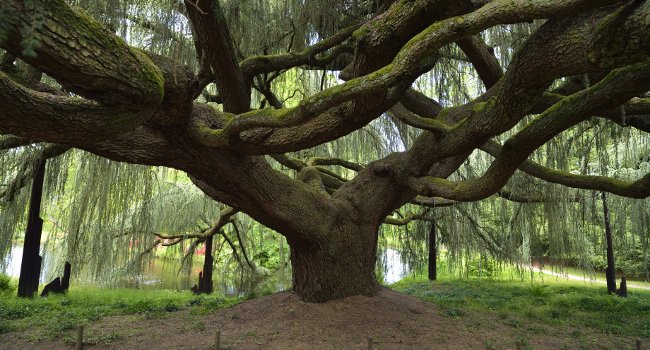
206,287,465,349
1,287,640,349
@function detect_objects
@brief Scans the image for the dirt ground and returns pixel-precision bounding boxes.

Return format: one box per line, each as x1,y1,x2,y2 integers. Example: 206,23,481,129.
0,288,643,349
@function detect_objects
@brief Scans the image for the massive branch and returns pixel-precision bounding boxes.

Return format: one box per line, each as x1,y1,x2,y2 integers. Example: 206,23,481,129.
405,61,650,201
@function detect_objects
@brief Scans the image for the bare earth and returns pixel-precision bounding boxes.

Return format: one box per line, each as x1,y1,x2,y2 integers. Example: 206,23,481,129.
1,288,643,349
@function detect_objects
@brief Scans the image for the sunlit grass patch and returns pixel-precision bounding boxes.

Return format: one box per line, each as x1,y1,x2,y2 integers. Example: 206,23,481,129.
392,275,650,338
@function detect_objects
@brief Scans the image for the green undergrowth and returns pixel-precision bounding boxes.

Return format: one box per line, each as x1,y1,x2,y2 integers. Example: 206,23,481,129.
0,283,241,340
392,276,650,338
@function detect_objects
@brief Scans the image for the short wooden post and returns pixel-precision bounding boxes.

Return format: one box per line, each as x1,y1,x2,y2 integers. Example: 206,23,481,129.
637,339,643,350
367,337,373,350
214,330,221,350
75,325,84,350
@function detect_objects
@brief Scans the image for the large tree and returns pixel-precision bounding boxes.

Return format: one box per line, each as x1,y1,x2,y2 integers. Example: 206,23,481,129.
1,0,649,302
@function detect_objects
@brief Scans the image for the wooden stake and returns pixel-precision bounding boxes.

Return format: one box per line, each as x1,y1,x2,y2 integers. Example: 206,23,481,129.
75,325,84,350
367,337,373,350
637,339,643,350
214,330,221,350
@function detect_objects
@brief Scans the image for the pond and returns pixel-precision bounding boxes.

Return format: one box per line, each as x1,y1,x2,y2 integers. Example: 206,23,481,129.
2,244,410,295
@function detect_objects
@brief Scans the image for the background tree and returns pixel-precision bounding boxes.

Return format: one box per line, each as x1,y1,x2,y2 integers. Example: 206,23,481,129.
1,0,649,302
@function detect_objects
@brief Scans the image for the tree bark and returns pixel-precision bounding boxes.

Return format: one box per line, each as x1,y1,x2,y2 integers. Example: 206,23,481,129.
602,192,617,295
17,159,46,298
289,223,379,302
200,235,214,294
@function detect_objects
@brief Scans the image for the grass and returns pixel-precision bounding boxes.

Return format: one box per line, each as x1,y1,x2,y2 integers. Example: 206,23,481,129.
0,283,241,340
392,275,650,338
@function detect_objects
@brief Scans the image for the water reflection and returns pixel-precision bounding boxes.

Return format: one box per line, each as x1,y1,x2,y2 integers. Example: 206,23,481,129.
2,245,408,294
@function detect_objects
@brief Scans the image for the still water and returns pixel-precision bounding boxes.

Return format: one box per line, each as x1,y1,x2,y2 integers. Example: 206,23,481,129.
2,244,409,294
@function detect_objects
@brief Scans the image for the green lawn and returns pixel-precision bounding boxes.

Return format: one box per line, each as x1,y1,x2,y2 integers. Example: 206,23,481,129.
392,275,650,338
0,283,241,341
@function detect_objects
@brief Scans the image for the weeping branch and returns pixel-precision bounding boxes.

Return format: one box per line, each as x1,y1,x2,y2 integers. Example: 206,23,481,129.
0,144,70,201
455,206,504,256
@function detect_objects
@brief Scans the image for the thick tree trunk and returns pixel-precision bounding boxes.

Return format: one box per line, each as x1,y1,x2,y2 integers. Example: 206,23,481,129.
428,220,437,281
17,159,46,298
602,192,617,294
289,224,380,302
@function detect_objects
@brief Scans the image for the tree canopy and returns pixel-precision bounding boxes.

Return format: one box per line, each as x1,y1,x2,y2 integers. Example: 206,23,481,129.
1,0,649,302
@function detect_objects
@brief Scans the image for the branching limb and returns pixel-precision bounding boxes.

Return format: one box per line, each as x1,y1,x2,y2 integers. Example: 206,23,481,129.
240,24,360,78
405,61,650,201
154,206,239,240
481,141,650,199
189,0,638,155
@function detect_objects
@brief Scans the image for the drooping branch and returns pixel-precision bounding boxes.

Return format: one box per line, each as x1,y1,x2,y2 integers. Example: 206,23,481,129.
154,206,239,240
230,218,256,270
306,157,365,172
455,206,504,255
0,144,70,202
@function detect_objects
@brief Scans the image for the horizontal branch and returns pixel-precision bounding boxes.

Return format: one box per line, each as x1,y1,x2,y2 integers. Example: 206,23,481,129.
154,206,239,240
0,136,36,151
0,73,153,144
383,212,436,226
481,141,650,199
240,24,360,78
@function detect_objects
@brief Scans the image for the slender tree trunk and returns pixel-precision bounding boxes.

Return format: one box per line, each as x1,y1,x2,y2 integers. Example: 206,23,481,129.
201,235,214,294
289,224,379,302
17,159,46,298
428,220,437,281
602,192,617,294
61,261,71,292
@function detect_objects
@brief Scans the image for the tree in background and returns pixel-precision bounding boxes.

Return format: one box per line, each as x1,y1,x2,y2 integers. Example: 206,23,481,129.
1,0,649,302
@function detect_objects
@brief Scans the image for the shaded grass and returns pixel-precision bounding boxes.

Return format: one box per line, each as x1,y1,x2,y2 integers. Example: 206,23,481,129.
0,285,241,340
392,276,650,338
